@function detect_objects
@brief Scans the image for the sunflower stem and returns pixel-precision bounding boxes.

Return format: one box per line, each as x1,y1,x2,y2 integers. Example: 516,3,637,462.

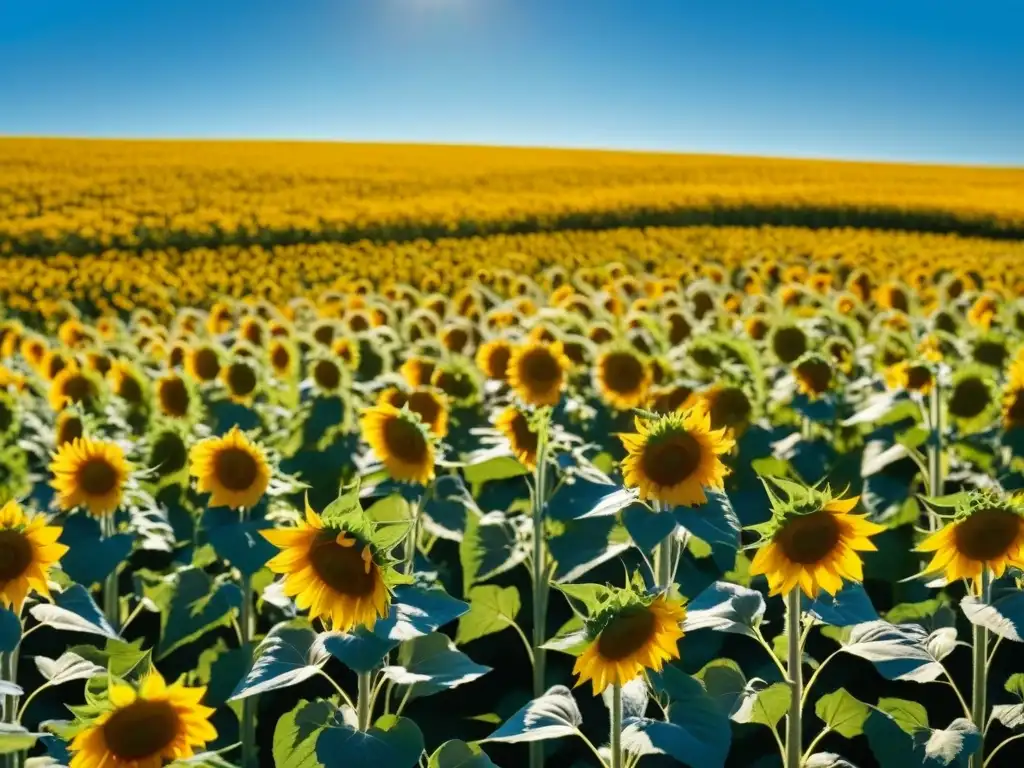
610,682,623,768
971,568,991,768
652,501,674,590
927,380,943,529
240,571,257,768
2,646,20,768
357,671,373,732
403,501,420,576
530,410,551,768
101,514,119,631
785,589,803,768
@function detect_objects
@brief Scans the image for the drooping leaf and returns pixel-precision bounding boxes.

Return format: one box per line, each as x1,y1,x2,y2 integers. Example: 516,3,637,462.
29,584,116,639
231,621,329,700
683,581,765,639
915,719,980,765
675,491,740,571
0,724,44,755
485,685,583,744
961,581,1024,642
34,652,105,687
805,583,879,628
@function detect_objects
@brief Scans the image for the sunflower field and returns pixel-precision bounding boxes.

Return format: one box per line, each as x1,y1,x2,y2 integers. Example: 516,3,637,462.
4,142,1024,768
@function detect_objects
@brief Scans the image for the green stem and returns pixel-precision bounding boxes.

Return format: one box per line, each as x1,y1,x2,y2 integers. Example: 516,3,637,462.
530,411,551,768
971,568,991,768
2,648,19,768
358,671,373,731
101,514,119,631
240,573,257,768
610,682,623,768
802,727,831,764
785,589,803,768
985,732,1024,767
652,502,674,590
800,650,840,708
927,381,943,529
403,501,420,576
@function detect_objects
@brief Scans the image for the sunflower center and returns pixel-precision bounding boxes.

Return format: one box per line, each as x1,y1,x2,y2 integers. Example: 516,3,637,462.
509,411,538,455
602,352,645,394
948,377,991,419
1007,390,1024,425
383,416,429,464
151,432,187,477
435,371,474,400
313,359,341,391
57,416,84,446
596,605,657,660
776,511,841,565
708,387,752,430
974,341,1008,369
309,533,377,596
519,349,560,389
62,374,94,405
668,314,692,345
102,699,180,761
79,458,118,496
227,364,257,397
772,327,808,363
271,345,291,371
193,349,220,381
796,360,832,394
160,378,190,417
906,365,932,391
640,432,703,487
117,375,143,405
953,508,1021,561
485,347,511,379
408,391,442,429
214,447,259,491
0,529,33,581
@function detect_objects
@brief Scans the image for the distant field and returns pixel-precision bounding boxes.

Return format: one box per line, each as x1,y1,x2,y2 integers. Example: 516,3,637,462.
2,138,1024,255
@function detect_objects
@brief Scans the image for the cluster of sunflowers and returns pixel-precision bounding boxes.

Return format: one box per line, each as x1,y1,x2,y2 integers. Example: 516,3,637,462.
3,247,1024,768
3,139,1024,255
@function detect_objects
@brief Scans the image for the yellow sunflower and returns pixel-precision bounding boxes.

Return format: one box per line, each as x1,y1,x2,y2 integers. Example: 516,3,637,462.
221,359,260,405
0,501,67,612
268,339,297,379
619,408,733,507
51,438,131,517
399,356,436,389
573,592,685,695
918,493,1024,583
405,388,449,438
594,347,652,411
793,354,835,400
48,364,101,412
188,427,270,509
495,406,539,469
359,404,436,484
185,344,222,383
56,411,86,447
884,360,934,395
108,361,147,409
749,487,885,598
155,374,193,419
69,670,217,768
263,498,393,632
475,339,513,382
506,340,571,407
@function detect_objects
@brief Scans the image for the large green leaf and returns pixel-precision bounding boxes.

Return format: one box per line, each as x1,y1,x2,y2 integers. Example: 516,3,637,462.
815,688,869,738
485,685,583,744
427,740,498,768
315,714,425,768
273,699,339,768
455,585,521,646
231,621,329,700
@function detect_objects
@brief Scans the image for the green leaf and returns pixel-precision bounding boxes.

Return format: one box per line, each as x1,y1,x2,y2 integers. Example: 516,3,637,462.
366,494,413,550
34,652,105,687
876,698,929,734
231,621,329,700
741,683,791,729
69,638,151,680
156,567,242,659
319,481,363,529
540,615,589,657
427,740,498,768
485,685,583,744
815,688,869,738
551,582,613,616
459,511,526,592
456,586,521,646
0,724,43,755
383,633,490,699
273,699,338,768
316,714,424,768
464,456,529,487
29,584,116,638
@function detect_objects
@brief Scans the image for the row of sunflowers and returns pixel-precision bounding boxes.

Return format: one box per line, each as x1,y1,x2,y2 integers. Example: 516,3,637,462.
2,249,1024,768
3,139,1024,254
4,225,1024,321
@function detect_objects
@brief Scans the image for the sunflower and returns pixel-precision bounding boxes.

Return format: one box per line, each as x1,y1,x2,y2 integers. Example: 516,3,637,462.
148,428,190,483
263,497,396,632
56,411,86,447
189,426,270,509
48,364,101,412
793,353,834,400
946,365,998,432
430,361,481,407
506,340,571,407
399,356,436,388
155,374,193,419
330,336,361,370
749,485,885,598
0,501,67,612
68,670,217,768
50,437,131,517
620,408,733,507
309,354,347,395
884,360,934,395
475,339,513,381
360,404,435,484
919,493,1024,583
594,347,652,411
495,406,540,469
268,339,297,379
405,388,449,438
967,293,1001,330
20,336,48,370
108,361,147,409
701,383,755,434
572,590,685,695
221,359,260,404
768,322,809,365
1004,382,1024,429
185,344,222,383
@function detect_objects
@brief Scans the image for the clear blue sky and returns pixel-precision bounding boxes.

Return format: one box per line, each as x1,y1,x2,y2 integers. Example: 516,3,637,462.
2,0,1022,165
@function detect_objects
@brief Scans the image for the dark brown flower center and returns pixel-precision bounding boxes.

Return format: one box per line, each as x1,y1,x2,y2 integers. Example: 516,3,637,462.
79,458,118,496
974,341,1008,369
796,360,833,394
772,327,808,364
0,529,33,581
313,359,341,391
668,314,692,345
906,365,932,391
485,346,511,379
169,346,186,368
597,605,657,660
243,322,264,346
434,370,474,400
47,356,67,380
193,348,220,381
348,313,370,333
508,411,538,458
117,374,144,405
151,432,187,477
408,391,443,430
226,363,257,397
692,292,714,320
160,378,190,417
61,374,95,405
652,385,694,414
640,432,703,487
57,416,84,446
102,699,180,761
214,447,259,491
443,328,469,352
313,324,336,347
308,533,377,596
886,288,909,312
519,348,561,390
383,416,429,465
948,377,991,419
601,352,646,395
708,387,752,430
953,508,1021,561
1007,390,1024,426
776,511,841,565
270,345,291,371
590,326,613,345
0,401,11,433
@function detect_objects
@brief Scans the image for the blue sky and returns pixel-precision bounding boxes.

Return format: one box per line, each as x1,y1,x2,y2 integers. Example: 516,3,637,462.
2,0,1022,164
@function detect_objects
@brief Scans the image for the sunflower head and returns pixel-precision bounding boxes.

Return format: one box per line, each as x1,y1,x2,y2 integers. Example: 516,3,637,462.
768,322,809,365
972,333,1010,370
68,670,217,768
148,426,190,484
188,426,271,509
0,501,68,612
262,488,412,632
430,359,482,408
108,360,147,409
48,363,101,413
268,339,298,379
594,346,652,411
749,479,885,598
308,352,349,395
185,343,222,383
793,353,835,400
221,358,260,404
701,382,756,435
919,491,1024,583
571,576,686,695
967,293,1001,330
884,359,934,395
330,336,362,370
56,409,87,447
495,406,540,469
359,404,436,485
475,339,514,382
619,408,733,507
155,373,195,420
50,437,131,517
505,340,571,408
946,365,998,433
